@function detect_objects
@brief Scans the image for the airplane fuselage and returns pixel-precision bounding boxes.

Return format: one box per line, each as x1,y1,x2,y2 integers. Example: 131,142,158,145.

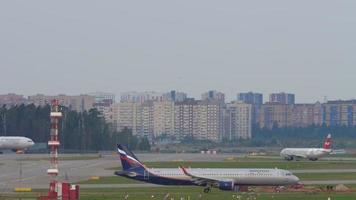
280,148,331,161
116,144,300,192
116,168,299,186
0,136,35,150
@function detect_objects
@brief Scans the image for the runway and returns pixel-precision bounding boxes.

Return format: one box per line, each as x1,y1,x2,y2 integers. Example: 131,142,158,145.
0,153,237,191
1,153,356,192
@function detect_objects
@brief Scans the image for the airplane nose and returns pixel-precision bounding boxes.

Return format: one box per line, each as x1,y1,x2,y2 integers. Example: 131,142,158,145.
293,175,300,183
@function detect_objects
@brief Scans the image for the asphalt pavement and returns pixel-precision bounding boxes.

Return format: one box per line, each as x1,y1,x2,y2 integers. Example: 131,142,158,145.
1,153,355,192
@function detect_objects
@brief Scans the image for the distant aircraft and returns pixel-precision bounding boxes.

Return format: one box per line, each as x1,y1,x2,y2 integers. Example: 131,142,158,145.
115,144,299,193
0,136,35,153
280,134,332,161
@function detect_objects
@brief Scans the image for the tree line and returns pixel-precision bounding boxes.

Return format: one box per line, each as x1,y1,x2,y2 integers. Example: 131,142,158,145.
249,124,356,148
1,104,356,149
0,104,150,151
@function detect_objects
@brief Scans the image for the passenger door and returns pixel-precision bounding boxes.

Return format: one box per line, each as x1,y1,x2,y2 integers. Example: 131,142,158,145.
143,170,149,180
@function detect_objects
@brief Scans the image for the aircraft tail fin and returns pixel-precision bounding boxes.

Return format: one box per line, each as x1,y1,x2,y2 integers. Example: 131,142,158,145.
117,144,144,171
323,134,332,149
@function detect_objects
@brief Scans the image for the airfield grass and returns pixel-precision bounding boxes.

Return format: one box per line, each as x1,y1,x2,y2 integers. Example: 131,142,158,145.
18,155,101,161
108,160,356,171
2,187,356,200
78,187,356,200
77,176,141,184
297,172,356,180
78,171,356,185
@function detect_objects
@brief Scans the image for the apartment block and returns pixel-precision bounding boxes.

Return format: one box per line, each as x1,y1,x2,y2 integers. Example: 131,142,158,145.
292,104,316,127
259,103,294,129
28,94,95,112
120,91,163,103
201,90,225,103
269,92,295,105
323,100,356,126
116,102,141,133
140,101,154,138
163,90,187,102
0,93,27,106
237,92,263,105
225,102,252,140
193,100,223,141
174,99,196,140
153,101,175,137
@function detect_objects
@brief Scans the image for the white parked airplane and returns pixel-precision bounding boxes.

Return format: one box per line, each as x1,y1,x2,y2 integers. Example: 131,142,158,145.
280,134,332,161
115,144,299,193
0,136,35,153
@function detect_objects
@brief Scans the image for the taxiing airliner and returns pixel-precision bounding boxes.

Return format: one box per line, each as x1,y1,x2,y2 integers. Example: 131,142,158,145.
0,136,35,153
115,144,299,193
280,134,332,161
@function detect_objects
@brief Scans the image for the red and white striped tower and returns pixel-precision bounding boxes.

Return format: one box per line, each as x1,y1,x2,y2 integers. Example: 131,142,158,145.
47,99,62,178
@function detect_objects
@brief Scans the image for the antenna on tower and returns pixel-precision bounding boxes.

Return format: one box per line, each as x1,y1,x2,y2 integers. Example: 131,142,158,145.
39,99,79,200
47,99,62,178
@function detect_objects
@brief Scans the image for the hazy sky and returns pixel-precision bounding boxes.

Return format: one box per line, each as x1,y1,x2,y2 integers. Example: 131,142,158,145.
1,1,355,103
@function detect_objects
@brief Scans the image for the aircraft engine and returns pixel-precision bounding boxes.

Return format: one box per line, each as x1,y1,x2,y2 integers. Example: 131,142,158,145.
218,181,235,191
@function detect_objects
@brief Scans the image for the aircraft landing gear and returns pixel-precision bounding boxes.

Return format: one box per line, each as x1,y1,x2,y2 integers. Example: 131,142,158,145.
203,187,211,193
285,156,293,161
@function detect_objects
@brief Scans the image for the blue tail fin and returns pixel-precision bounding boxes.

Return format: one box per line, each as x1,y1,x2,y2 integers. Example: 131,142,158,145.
117,144,144,171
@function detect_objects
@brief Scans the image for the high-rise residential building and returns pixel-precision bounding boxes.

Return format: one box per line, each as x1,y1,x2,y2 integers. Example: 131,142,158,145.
225,101,252,140
88,92,115,105
237,92,263,105
103,103,119,130
120,91,163,103
201,90,225,103
163,90,187,102
87,92,115,116
140,101,154,138
28,94,95,112
323,100,356,126
312,102,324,126
269,92,295,104
292,104,316,127
174,98,196,140
0,93,27,106
259,103,294,129
237,92,263,125
153,101,175,137
193,100,223,141
116,102,142,133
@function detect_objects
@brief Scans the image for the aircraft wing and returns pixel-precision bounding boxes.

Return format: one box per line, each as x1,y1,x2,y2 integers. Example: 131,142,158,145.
283,150,307,158
179,166,220,186
291,153,307,158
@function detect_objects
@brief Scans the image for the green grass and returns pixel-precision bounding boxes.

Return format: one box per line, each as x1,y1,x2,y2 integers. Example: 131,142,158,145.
82,170,356,185
78,187,356,200
3,187,356,200
18,155,101,161
77,171,356,185
108,160,356,171
77,176,141,184
297,172,356,180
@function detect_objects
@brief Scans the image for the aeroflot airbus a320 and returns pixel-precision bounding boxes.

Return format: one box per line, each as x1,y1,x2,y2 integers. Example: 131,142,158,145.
115,144,299,193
